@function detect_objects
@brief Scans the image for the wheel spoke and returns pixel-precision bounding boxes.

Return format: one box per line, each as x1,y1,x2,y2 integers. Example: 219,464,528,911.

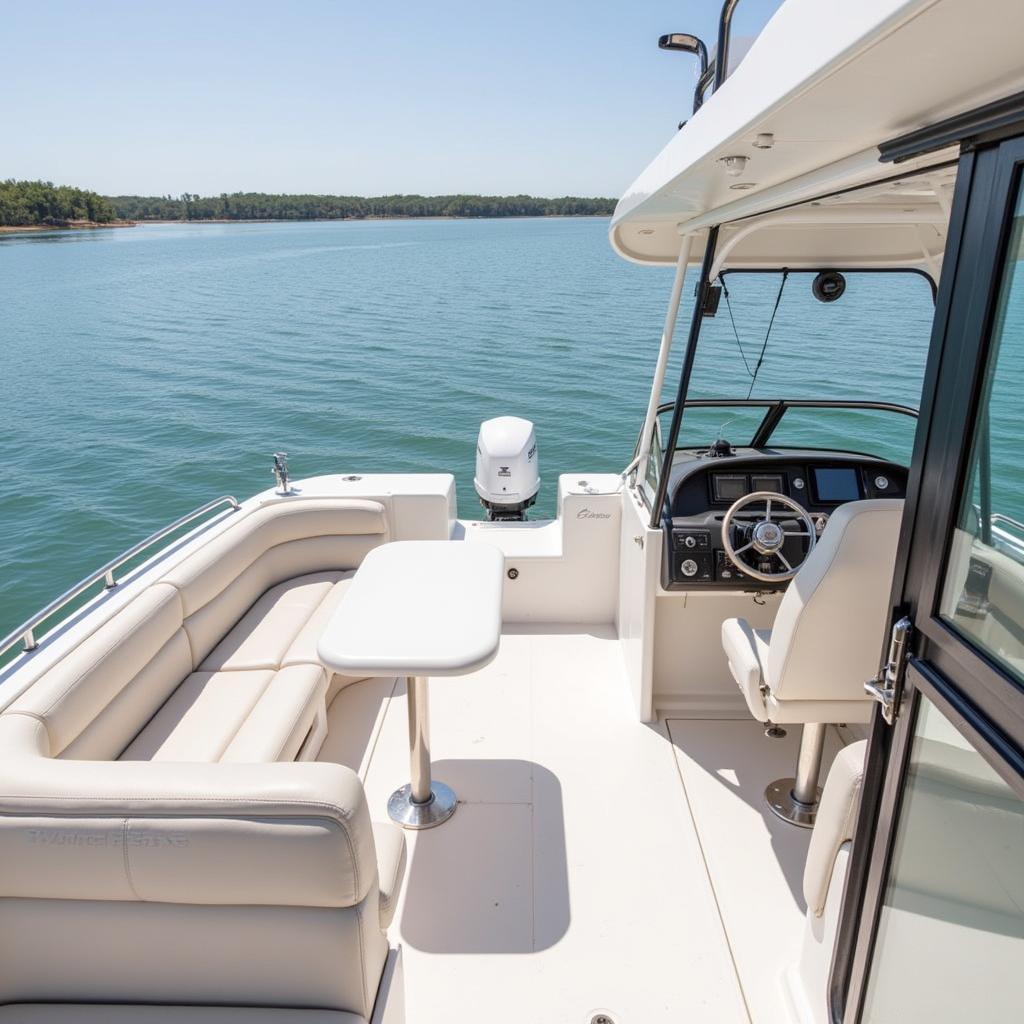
777,551,793,572
765,497,772,520
783,529,809,537
733,541,754,556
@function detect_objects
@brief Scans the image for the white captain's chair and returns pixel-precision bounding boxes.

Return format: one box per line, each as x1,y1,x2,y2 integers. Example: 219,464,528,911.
721,498,903,826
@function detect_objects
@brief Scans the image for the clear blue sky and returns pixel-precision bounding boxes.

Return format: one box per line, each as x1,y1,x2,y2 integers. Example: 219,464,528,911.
2,0,782,198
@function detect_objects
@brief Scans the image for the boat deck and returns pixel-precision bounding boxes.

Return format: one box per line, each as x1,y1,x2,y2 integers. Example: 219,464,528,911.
318,625,841,1024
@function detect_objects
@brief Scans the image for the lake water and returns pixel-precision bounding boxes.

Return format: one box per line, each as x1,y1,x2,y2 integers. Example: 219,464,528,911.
0,218,940,637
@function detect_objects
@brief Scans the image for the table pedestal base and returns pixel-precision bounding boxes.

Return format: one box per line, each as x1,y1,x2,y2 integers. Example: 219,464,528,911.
388,674,457,829
387,781,457,829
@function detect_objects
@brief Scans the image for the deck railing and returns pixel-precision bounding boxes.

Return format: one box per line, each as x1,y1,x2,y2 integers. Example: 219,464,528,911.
990,513,1024,559
0,494,240,664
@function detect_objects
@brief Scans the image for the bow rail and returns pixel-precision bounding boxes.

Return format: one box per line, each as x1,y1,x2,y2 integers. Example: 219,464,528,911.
0,494,240,663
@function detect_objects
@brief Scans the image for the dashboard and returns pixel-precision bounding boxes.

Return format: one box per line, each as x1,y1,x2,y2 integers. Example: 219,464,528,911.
661,449,907,591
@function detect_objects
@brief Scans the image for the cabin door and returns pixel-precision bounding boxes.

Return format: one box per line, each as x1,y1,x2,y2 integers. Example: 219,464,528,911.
838,135,1024,1023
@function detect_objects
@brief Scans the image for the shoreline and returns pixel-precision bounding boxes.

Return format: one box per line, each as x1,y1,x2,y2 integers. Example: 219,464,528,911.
0,220,135,234
135,213,612,224
0,213,611,234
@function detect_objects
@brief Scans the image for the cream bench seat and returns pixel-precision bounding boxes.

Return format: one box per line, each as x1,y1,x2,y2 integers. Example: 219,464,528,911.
0,498,404,1020
121,571,361,763
4,500,384,765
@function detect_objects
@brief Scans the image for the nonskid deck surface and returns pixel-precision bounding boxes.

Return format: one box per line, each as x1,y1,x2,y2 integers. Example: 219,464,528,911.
667,721,844,1024
319,627,820,1024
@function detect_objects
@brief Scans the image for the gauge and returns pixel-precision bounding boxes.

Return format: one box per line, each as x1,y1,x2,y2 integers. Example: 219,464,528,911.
751,473,784,493
793,477,805,490
875,475,890,490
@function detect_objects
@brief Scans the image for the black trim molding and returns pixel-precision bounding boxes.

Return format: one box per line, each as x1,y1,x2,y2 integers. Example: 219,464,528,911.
880,89,1024,164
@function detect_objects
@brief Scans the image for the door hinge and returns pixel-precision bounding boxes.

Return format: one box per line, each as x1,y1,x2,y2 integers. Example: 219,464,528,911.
864,615,912,725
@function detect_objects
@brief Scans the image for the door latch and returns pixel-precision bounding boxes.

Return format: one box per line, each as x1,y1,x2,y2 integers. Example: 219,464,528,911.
865,616,912,725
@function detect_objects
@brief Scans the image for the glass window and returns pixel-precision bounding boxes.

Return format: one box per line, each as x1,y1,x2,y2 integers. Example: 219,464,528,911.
861,696,1024,1023
656,271,931,462
643,419,663,502
677,271,932,411
939,177,1024,687
670,404,768,451
766,406,917,465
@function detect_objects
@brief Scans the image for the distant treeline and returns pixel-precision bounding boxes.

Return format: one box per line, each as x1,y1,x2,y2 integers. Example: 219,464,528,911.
0,180,117,226
110,192,616,221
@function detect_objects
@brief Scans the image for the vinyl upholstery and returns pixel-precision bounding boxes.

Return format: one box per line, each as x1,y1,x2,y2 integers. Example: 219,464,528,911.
803,740,866,916
722,499,903,723
0,498,404,1020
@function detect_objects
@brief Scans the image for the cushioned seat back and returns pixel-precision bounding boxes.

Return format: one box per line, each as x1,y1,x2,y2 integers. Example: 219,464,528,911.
766,499,903,702
2,500,386,763
0,750,387,1015
3,584,190,761
161,501,386,667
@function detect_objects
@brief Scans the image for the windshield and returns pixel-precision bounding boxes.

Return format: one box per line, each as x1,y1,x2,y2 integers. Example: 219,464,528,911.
659,270,934,462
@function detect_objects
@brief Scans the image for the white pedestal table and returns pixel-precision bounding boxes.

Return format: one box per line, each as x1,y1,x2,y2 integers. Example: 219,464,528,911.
318,540,504,829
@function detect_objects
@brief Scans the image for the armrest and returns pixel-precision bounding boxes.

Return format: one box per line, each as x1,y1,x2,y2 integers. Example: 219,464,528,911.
803,740,866,916
0,721,376,909
372,822,407,928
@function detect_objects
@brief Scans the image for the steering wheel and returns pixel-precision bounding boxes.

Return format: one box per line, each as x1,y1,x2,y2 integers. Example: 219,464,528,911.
721,491,816,583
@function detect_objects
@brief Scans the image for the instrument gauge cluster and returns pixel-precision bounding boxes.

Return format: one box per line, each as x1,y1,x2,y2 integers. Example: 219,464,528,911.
663,454,907,591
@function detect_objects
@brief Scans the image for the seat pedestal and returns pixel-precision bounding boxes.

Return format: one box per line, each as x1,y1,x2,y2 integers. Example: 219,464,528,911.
765,722,827,828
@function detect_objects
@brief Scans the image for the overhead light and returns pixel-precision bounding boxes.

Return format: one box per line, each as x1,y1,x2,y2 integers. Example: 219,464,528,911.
719,155,749,177
752,133,775,150
729,182,757,191
639,228,655,235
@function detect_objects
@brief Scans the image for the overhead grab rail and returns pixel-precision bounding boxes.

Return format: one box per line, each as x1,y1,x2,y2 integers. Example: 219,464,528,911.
0,495,240,662
660,0,744,122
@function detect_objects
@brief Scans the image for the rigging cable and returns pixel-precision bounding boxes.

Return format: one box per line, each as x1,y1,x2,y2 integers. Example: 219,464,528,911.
745,269,789,399
721,277,755,377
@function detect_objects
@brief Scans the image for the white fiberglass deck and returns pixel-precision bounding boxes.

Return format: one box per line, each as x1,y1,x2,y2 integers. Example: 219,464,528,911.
317,626,838,1024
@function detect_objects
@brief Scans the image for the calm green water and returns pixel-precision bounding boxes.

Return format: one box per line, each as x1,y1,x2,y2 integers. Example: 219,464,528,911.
1,218,937,638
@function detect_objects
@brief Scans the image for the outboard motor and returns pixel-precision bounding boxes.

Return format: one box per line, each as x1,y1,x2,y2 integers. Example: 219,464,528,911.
474,416,540,521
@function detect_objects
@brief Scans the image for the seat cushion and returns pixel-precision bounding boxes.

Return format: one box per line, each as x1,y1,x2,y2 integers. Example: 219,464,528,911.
200,571,366,705
201,573,348,672
222,664,327,763
281,575,369,701
721,618,772,721
120,664,325,763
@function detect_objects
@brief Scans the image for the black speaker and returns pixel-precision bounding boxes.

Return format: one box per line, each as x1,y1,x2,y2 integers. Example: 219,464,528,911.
812,270,846,303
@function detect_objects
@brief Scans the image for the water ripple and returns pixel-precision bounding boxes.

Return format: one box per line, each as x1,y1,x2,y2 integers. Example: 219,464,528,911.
0,218,936,635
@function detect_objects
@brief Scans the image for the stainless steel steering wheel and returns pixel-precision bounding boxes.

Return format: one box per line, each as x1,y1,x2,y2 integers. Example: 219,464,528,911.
721,491,816,583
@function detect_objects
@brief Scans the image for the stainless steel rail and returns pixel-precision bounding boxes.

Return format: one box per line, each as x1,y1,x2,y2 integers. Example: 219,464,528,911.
0,495,240,662
991,513,1024,558
991,512,1024,535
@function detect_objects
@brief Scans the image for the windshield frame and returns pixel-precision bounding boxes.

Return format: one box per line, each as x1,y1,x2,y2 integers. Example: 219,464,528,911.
640,398,919,506
659,396,918,448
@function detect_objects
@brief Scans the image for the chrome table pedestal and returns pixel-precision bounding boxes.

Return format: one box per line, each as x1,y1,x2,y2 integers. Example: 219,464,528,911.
386,674,457,829
316,540,504,832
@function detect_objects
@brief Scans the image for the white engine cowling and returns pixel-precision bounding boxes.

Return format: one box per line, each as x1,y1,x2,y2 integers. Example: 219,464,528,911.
474,416,540,520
